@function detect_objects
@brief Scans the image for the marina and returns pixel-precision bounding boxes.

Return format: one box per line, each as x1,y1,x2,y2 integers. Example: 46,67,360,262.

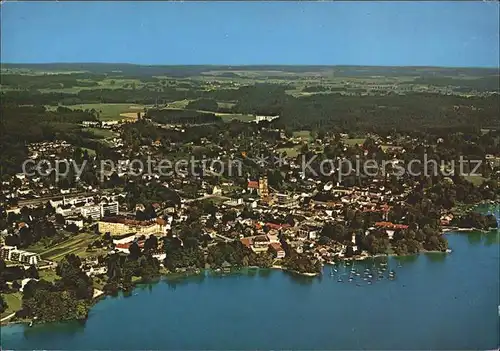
329,256,400,286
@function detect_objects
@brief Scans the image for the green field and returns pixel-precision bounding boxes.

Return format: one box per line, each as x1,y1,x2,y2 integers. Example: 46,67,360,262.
81,147,96,156
165,100,254,122
342,138,366,146
64,103,145,120
277,146,301,158
292,130,312,140
83,127,119,139
166,99,192,109
216,113,256,122
29,232,102,262
37,77,145,94
463,175,488,186
38,269,59,283
1,292,22,319
217,101,236,109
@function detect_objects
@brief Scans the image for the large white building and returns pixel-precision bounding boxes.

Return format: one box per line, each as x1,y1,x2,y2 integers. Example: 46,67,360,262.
100,202,119,217
81,204,101,220
54,200,119,221
0,246,41,265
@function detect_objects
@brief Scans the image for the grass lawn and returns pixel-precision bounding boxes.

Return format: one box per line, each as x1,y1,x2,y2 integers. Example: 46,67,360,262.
277,146,301,158
463,175,487,186
162,102,255,123
380,144,403,152
83,127,118,139
342,138,366,146
63,103,145,121
1,292,22,318
166,99,193,109
132,276,143,283
39,86,98,94
30,232,100,262
217,101,236,109
81,147,96,157
39,269,59,283
292,130,312,140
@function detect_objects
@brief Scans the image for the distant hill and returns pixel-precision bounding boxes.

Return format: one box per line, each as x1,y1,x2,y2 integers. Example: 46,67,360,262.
2,63,498,78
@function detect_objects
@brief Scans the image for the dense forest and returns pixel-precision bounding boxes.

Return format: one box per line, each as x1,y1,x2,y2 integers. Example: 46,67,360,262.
1,66,499,178
0,104,100,176
0,254,94,323
1,73,104,90
3,82,498,133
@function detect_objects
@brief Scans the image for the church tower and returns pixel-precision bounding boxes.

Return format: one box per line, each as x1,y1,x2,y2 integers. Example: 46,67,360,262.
258,175,269,199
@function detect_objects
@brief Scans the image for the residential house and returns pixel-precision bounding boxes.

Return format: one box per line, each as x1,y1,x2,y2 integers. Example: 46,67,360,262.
269,242,286,259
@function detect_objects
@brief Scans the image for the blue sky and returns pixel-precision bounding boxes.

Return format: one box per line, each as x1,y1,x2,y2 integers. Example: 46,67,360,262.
1,1,499,67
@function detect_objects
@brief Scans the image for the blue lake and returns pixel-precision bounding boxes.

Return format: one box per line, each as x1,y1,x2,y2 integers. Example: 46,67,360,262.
1,231,499,350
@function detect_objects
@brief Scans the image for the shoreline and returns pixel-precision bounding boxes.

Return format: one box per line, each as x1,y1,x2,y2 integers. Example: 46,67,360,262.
0,245,465,326
0,266,319,327
3,206,497,327
271,265,320,277
0,247,448,327
1,231,498,351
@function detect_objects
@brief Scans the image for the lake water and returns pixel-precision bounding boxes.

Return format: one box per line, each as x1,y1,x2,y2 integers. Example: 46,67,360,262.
1,230,499,350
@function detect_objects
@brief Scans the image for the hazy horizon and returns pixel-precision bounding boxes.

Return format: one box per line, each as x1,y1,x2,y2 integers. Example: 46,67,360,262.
2,62,500,70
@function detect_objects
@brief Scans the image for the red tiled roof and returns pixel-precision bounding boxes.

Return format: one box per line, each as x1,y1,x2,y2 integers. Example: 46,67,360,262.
265,223,291,230
374,221,408,230
240,238,252,249
102,216,160,227
269,242,284,252
156,218,166,226
115,241,145,250
248,181,259,189
362,207,390,213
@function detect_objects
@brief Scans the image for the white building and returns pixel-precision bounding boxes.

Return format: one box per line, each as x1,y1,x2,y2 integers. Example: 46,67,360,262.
0,246,41,265
100,201,119,217
81,204,101,220
82,121,101,127
66,218,84,229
